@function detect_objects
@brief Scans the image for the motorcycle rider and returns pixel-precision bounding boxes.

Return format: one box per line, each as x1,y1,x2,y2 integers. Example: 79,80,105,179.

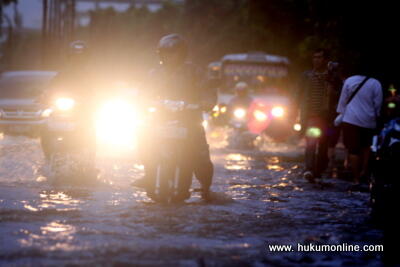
136,34,216,200
40,40,96,161
228,81,254,113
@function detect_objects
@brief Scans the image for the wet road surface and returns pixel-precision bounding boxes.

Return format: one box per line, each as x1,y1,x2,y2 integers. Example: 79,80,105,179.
0,132,383,266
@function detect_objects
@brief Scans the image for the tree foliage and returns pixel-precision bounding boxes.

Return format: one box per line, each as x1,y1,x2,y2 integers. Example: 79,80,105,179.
3,0,398,85
82,0,397,84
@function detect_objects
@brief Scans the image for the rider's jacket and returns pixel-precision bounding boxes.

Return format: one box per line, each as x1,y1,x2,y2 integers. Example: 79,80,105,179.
144,62,217,124
38,65,100,131
46,67,95,100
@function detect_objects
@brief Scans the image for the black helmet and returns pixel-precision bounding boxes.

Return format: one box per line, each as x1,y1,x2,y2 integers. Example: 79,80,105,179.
69,40,88,55
157,34,187,66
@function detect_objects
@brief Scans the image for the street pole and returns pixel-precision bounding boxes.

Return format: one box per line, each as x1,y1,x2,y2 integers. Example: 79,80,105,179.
41,0,76,68
41,0,48,68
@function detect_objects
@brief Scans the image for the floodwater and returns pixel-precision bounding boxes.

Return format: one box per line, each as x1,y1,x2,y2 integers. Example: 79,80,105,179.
0,130,383,266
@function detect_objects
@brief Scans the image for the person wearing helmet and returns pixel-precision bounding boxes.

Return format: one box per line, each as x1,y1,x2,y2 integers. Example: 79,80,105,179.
136,34,216,200
228,81,254,113
39,40,96,160
41,40,93,103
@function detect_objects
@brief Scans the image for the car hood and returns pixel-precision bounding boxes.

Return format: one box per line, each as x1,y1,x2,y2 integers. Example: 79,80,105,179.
0,98,40,109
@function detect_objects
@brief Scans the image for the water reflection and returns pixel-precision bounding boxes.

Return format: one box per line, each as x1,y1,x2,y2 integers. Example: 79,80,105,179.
266,164,284,171
41,221,75,236
23,204,38,212
224,153,251,170
265,156,284,171
18,221,77,251
39,191,83,211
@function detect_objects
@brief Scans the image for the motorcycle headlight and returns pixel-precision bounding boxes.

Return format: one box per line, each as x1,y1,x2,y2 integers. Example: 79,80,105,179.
55,98,75,111
220,106,227,113
253,110,267,121
148,107,157,113
271,106,285,118
96,99,139,147
234,108,246,119
293,123,302,132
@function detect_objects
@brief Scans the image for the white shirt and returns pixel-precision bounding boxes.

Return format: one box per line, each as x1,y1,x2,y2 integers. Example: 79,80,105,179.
337,75,382,129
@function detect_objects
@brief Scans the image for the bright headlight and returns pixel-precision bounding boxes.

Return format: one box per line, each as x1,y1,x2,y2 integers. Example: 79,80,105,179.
254,110,267,121
96,99,138,147
55,98,75,111
234,108,246,119
271,106,284,118
293,123,302,132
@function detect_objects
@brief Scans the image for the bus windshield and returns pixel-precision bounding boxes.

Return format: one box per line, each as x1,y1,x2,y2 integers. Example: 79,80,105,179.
208,52,291,95
222,62,289,94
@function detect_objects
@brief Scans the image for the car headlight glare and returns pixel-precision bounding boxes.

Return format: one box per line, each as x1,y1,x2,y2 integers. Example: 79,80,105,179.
55,98,75,111
41,108,53,117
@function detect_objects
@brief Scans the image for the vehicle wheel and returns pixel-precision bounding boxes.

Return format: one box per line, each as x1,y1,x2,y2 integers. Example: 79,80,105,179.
146,164,192,204
145,163,169,203
172,167,192,203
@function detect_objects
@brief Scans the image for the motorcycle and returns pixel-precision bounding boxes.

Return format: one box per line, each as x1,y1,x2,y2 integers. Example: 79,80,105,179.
370,117,400,263
140,100,200,203
227,105,258,149
41,92,139,182
370,117,400,221
40,96,96,182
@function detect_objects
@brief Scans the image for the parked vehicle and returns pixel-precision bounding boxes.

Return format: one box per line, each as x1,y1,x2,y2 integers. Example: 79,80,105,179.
0,71,57,136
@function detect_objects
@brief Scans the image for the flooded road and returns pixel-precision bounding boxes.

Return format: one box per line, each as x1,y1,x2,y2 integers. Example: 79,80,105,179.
0,132,383,266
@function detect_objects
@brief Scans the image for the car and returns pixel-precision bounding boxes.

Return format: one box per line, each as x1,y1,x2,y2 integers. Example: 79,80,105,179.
0,70,57,136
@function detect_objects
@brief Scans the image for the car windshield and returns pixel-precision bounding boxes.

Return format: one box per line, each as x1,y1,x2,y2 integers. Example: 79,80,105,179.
0,74,54,99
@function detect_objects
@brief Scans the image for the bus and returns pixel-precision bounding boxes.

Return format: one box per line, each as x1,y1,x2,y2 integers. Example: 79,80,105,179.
207,52,298,140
